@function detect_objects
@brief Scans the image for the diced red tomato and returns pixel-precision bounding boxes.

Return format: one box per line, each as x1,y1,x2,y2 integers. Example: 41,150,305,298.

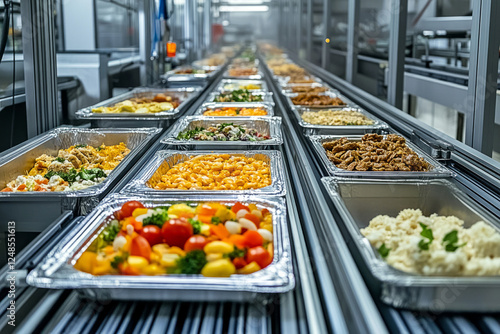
184,235,208,252
17,184,26,191
232,257,248,269
231,202,249,213
246,246,272,268
161,218,193,248
243,230,263,248
130,235,152,259
1,188,12,192
140,225,163,246
121,201,145,218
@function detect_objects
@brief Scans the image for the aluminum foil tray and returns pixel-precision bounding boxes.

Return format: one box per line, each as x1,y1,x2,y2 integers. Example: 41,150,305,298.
161,116,283,149
322,177,500,311
223,69,264,80
76,87,200,128
281,81,330,94
0,127,161,225
121,150,286,196
292,107,389,135
207,92,275,106
196,103,275,117
26,194,294,302
215,79,268,92
308,134,452,178
284,90,354,110
274,74,322,87
162,67,218,82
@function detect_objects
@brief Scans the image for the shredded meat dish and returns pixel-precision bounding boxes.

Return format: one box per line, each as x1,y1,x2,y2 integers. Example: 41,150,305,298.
292,93,345,106
290,85,328,93
322,134,431,171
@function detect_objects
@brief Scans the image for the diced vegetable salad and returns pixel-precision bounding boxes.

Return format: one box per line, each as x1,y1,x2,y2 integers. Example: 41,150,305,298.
74,201,274,277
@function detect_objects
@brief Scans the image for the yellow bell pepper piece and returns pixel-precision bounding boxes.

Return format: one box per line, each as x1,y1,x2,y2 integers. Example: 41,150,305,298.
200,224,211,236
260,223,273,233
204,241,233,254
142,264,166,276
167,246,186,257
74,252,98,274
92,256,113,275
132,208,149,218
237,261,261,275
168,204,195,217
160,253,180,268
152,243,170,256
206,253,223,262
201,259,236,277
128,256,149,271
150,252,160,264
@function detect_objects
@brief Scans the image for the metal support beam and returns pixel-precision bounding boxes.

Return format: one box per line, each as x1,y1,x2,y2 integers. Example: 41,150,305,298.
203,0,212,52
346,0,360,83
387,0,407,108
297,0,303,55
138,0,153,86
321,0,331,68
465,0,500,156
21,0,59,138
306,0,312,61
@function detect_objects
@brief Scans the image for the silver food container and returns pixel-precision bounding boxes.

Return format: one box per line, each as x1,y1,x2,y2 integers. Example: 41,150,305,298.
275,74,322,87
308,134,452,178
196,103,275,117
281,82,330,94
76,87,200,128
284,90,352,110
0,127,161,229
161,116,283,150
162,66,218,82
292,107,389,135
207,91,275,106
322,177,500,311
215,79,268,92
223,69,264,80
26,194,294,302
120,150,286,196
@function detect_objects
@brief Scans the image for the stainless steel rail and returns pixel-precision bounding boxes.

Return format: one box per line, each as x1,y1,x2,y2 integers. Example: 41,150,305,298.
268,53,500,333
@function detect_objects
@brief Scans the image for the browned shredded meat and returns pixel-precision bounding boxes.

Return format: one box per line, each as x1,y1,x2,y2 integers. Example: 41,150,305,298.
292,93,345,106
322,134,430,172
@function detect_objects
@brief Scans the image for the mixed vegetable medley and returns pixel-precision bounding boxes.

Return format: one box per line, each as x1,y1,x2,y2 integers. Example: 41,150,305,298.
2,143,130,192
74,201,274,277
202,107,268,117
212,90,264,103
177,123,270,141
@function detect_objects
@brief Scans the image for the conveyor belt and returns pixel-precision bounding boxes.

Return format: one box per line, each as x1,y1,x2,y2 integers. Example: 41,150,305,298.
0,61,337,334
266,52,500,333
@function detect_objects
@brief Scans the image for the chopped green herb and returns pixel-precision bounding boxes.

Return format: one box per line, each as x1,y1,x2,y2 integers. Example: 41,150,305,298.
143,209,169,228
211,216,221,225
378,243,391,258
188,218,202,234
54,157,65,163
176,250,207,274
75,144,87,148
418,223,434,251
102,220,121,243
442,230,466,252
111,253,128,269
224,246,246,260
